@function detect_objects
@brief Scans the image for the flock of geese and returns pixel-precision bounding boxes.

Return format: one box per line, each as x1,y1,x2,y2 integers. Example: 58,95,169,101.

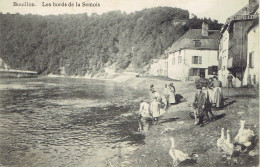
109,120,255,167
168,120,255,166
216,120,255,157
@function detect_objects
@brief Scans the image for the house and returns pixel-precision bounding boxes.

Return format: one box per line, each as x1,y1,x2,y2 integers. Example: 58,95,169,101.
218,0,259,87
218,25,233,87
166,23,220,81
243,19,259,86
150,58,168,77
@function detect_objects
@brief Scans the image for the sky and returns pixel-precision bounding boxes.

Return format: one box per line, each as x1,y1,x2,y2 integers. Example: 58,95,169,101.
0,0,248,23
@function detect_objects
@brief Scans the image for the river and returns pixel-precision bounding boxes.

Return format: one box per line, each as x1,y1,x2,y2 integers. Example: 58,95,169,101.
0,77,149,167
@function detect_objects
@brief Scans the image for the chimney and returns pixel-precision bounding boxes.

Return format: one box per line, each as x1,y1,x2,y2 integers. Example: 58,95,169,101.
202,22,208,37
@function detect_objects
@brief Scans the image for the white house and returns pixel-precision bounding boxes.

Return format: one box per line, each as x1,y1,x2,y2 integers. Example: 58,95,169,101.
243,21,259,86
218,25,239,87
150,58,168,77
166,23,219,81
218,0,259,87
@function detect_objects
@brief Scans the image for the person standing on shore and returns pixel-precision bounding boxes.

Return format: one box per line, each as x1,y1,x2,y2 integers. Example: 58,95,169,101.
207,77,214,103
203,86,216,122
211,76,224,108
168,83,176,105
195,74,209,89
163,84,170,108
151,88,161,101
150,84,155,92
150,96,160,125
138,100,151,132
193,86,206,127
227,73,234,88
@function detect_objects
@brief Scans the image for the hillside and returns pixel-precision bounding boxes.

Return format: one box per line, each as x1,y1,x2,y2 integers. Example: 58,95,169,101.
0,7,222,76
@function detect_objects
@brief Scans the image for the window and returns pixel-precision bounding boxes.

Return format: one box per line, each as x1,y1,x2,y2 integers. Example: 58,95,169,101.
172,57,175,65
194,41,201,47
208,66,218,75
192,56,202,64
189,68,199,76
178,56,182,64
249,51,254,68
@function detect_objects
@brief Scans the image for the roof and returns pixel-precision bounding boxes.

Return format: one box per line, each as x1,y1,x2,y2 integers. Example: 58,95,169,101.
166,29,220,53
226,1,259,24
247,19,259,33
176,29,220,42
219,1,259,39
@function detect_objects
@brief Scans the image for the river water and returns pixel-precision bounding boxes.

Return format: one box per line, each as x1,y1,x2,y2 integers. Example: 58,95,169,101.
0,77,148,167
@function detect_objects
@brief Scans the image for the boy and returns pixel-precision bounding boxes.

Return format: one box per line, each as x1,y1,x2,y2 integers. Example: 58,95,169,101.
138,100,151,131
193,86,206,127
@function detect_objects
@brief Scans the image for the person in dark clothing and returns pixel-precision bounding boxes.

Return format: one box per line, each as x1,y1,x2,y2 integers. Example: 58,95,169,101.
193,86,206,127
227,73,234,88
195,75,209,89
203,87,216,122
150,84,155,92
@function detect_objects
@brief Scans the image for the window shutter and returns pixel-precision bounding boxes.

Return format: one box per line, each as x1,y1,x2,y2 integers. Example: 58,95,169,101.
218,56,222,69
250,52,254,68
208,66,212,75
196,69,199,76
192,56,194,64
199,56,202,64
189,69,193,76
252,53,254,68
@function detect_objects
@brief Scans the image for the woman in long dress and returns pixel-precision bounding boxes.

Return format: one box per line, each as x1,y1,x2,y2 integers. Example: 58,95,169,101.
163,84,170,108
207,77,214,103
150,97,160,125
212,76,224,108
168,83,176,105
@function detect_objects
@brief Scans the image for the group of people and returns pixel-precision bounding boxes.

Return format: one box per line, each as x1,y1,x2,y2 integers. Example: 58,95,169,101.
138,75,225,131
193,75,224,127
138,83,177,131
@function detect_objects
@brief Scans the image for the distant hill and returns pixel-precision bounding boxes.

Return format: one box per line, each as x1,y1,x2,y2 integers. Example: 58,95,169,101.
0,7,222,76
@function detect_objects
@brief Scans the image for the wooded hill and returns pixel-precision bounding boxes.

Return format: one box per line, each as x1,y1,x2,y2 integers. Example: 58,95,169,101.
0,7,222,76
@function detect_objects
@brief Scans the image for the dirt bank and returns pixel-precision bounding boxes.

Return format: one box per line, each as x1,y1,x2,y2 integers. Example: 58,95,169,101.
122,77,259,167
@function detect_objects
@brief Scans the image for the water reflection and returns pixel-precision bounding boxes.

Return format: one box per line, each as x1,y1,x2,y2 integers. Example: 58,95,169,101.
0,77,147,167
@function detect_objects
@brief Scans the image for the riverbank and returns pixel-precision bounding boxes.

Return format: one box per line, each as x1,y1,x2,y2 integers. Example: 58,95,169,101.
120,77,259,167
0,69,38,78
47,71,139,82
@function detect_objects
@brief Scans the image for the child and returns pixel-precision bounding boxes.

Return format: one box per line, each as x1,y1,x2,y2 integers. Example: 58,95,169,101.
193,86,206,127
138,100,151,131
150,97,160,125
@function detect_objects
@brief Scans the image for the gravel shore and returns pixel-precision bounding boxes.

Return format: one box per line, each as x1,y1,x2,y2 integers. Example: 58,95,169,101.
120,77,259,167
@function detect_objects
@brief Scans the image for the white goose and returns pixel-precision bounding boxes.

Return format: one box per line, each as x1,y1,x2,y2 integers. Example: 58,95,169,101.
217,128,225,149
222,130,234,156
234,120,254,147
217,129,234,156
169,137,196,166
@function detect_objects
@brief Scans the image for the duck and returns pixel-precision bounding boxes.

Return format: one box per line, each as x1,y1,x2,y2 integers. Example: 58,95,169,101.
169,137,197,166
217,128,225,149
234,120,254,147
